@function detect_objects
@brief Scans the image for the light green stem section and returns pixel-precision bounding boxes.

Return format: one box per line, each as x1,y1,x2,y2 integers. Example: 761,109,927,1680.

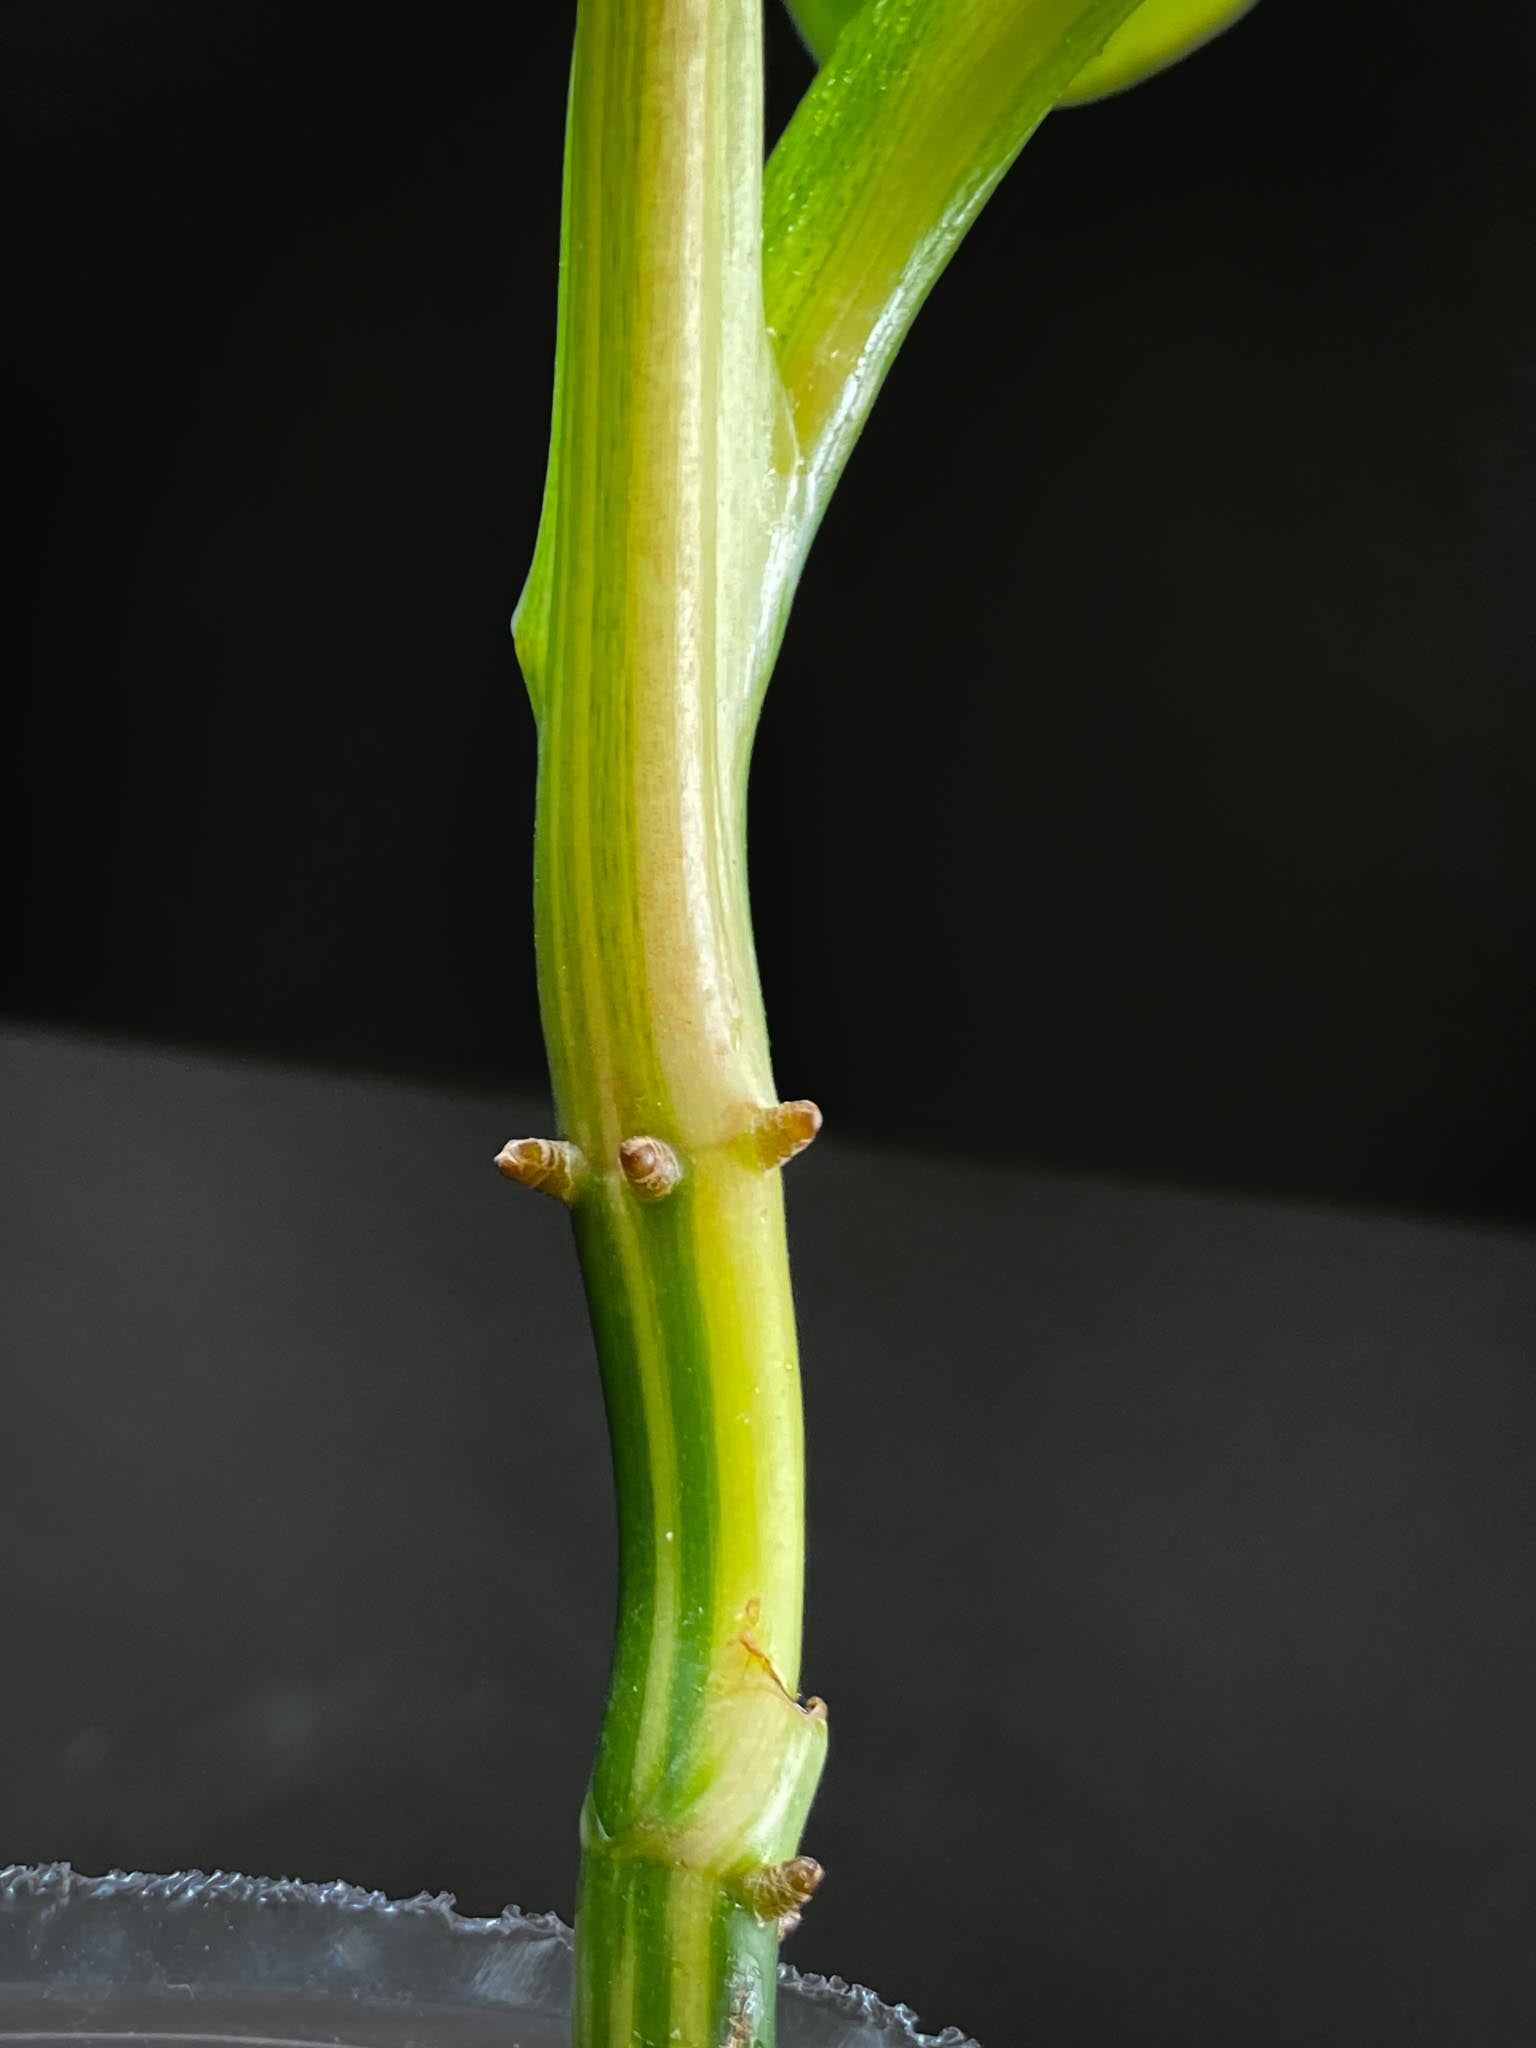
513,1,1190,2043
518,4,823,2044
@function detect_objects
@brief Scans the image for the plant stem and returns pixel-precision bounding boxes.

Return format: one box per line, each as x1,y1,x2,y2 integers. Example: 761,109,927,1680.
516,3,823,2044
512,2,1180,2043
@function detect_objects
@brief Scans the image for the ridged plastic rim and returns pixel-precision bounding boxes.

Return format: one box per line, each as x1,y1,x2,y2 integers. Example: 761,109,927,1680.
0,1868,978,2048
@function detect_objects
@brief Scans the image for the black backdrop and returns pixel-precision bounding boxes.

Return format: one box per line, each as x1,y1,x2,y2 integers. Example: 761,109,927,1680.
6,0,1534,1221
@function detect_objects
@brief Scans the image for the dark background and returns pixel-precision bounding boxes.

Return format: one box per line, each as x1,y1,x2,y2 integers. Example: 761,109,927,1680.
6,0,1534,1219
5,5,1536,2046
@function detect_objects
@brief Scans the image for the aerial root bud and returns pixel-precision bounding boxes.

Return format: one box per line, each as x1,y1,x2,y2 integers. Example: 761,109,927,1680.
494,1138,583,1203
738,1855,824,1934
618,1134,682,1202
751,1098,822,1170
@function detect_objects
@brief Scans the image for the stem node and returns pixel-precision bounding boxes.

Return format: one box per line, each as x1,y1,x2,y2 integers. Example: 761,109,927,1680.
747,1099,824,1171
617,1134,684,1202
737,1854,824,1929
494,1137,584,1203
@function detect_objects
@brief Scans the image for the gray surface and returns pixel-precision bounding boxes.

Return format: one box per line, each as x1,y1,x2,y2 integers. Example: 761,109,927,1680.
3,1029,1535,2045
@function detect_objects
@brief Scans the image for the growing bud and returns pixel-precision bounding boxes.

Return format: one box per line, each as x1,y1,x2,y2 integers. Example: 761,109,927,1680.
494,1137,583,1204
618,1135,683,1202
751,1099,823,1171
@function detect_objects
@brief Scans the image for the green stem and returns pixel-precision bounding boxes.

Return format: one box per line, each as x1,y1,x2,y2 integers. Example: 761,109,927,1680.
512,2,1166,2043
517,4,823,2044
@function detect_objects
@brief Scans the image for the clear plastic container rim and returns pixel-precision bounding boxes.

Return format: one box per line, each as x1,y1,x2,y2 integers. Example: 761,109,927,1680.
0,1866,978,2048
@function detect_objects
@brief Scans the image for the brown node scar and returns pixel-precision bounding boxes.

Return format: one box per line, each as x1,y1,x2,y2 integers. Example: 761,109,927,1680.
751,1099,822,1171
738,1856,824,1933
738,1633,827,1731
737,1629,792,1701
721,1986,756,2048
618,1134,682,1202
494,1138,583,1204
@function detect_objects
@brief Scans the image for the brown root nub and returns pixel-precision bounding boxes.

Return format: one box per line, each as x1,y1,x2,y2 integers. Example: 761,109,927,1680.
494,1138,583,1203
722,1987,756,2048
617,1134,682,1202
738,1856,824,1928
753,1098,822,1171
